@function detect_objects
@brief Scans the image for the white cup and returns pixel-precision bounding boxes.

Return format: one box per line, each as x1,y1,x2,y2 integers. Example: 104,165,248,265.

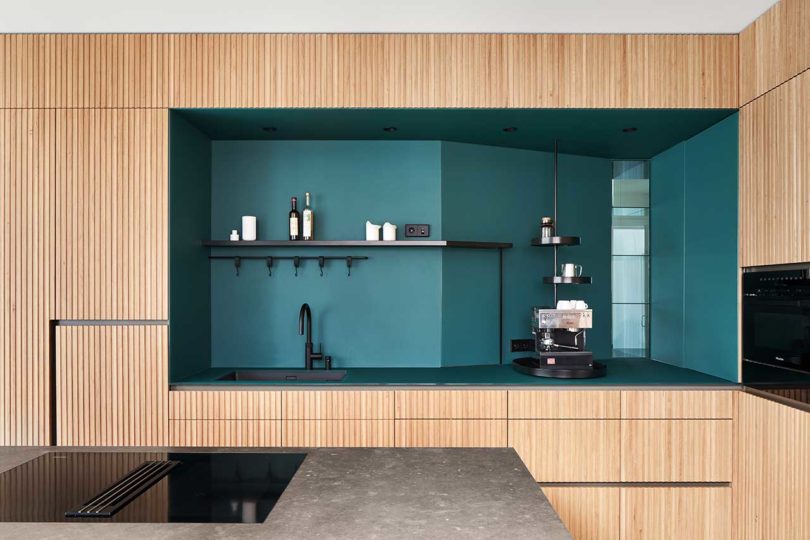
574,300,588,310
242,216,257,241
561,263,583,278
382,222,397,241
366,221,381,241
556,300,572,310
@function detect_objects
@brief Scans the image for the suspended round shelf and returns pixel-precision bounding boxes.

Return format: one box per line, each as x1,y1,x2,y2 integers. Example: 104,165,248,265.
531,236,580,247
543,276,592,285
512,357,607,379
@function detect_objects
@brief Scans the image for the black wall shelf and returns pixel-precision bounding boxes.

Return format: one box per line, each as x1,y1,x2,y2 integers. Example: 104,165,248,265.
203,240,512,249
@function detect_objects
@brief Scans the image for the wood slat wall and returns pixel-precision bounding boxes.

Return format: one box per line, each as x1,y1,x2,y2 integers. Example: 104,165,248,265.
1,33,738,109
0,109,54,446
739,0,810,105
55,325,168,446
734,392,810,540
56,109,168,319
739,69,810,267
0,34,168,108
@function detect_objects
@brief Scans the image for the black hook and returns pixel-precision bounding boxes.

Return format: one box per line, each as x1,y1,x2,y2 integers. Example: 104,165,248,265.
293,256,300,277
319,256,325,277
234,256,241,277
346,256,353,277
266,256,273,276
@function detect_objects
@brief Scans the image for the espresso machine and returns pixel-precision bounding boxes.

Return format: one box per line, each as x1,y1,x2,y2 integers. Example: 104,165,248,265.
513,307,605,378
533,308,593,365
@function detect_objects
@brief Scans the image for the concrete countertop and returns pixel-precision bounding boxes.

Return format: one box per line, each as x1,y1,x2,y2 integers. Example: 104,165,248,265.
0,447,570,540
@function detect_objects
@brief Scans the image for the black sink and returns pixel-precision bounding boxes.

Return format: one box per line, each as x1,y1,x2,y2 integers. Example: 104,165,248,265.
217,369,347,382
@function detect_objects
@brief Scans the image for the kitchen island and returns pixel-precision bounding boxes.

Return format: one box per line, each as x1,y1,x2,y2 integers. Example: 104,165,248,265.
0,447,569,539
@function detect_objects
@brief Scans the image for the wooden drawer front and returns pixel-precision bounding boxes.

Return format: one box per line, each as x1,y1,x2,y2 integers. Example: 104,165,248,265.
509,420,621,482
508,390,621,419
283,420,394,447
621,391,732,419
395,390,507,419
169,391,282,420
284,390,393,420
621,420,732,482
395,420,507,447
622,487,731,540
542,487,620,540
169,420,281,447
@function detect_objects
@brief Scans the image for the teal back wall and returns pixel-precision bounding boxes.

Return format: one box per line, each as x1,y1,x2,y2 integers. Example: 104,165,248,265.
440,142,612,363
206,140,612,370
650,113,739,381
169,112,213,381
210,141,443,368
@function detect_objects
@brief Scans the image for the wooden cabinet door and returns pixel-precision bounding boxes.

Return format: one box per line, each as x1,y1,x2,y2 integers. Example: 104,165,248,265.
739,69,810,267
56,109,168,319
56,325,168,446
622,487,731,540
543,487,620,540
734,392,810,540
0,109,55,446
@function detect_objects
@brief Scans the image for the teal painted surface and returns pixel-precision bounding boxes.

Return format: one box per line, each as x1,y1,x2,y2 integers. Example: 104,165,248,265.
173,359,737,387
650,145,686,367
210,141,444,368
176,108,735,159
169,112,213,381
683,114,738,381
650,113,739,381
439,142,612,361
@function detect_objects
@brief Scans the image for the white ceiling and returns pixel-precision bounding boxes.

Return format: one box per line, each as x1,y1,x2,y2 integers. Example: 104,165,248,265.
0,0,777,34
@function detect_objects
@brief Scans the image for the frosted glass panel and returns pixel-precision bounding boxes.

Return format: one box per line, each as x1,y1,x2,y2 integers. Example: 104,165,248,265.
612,304,648,356
612,178,650,207
612,256,648,304
612,208,649,255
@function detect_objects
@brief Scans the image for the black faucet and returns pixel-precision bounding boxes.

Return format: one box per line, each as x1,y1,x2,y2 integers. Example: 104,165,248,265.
298,303,331,370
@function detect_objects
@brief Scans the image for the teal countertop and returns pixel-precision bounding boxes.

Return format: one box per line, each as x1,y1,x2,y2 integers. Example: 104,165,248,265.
172,358,737,387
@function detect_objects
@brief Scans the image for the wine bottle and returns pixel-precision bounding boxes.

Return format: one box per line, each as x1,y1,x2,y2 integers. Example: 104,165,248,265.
302,192,314,240
289,197,300,240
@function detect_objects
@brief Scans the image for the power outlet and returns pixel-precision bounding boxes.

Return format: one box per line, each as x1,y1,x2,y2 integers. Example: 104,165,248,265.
405,224,431,237
510,339,534,353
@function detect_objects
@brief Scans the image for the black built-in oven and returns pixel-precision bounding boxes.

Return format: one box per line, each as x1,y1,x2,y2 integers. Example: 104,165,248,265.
743,266,810,407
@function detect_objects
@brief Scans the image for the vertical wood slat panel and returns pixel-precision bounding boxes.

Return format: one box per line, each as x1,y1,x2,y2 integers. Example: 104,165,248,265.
394,419,506,447
56,109,168,319
168,390,282,420
0,35,57,108
169,33,738,109
395,390,507,419
622,487,731,540
739,69,810,267
733,393,810,540
0,109,54,446
0,34,168,108
55,325,168,446
169,420,281,447
739,0,810,105
542,487,620,540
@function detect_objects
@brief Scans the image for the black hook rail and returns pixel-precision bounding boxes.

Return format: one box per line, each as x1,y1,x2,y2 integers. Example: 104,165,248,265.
209,255,369,277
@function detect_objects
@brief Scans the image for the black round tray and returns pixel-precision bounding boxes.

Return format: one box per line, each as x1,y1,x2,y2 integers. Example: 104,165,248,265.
512,357,607,379
542,276,592,285
531,236,581,247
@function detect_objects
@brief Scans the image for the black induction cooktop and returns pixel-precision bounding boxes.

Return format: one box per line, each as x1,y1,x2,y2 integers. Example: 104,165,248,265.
0,452,306,523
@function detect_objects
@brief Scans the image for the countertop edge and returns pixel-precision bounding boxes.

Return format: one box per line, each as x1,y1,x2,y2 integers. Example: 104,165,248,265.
170,384,739,391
